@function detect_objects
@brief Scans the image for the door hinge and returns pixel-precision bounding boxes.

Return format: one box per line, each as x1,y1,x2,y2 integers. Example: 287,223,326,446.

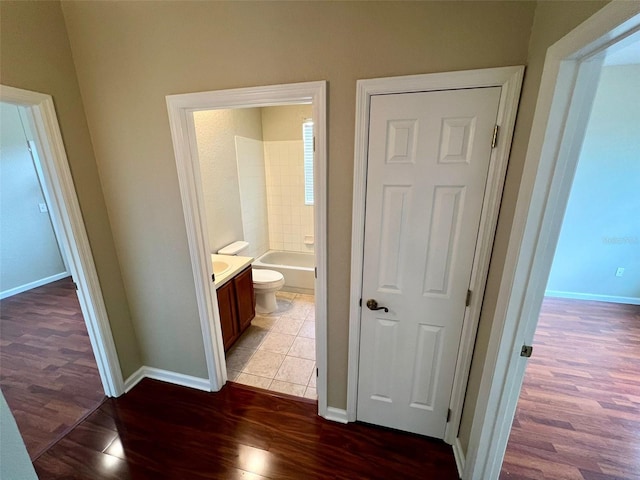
313,136,316,153
491,125,499,149
316,367,319,377
447,408,452,422
211,273,216,283
26,141,33,153
359,298,362,307
465,289,472,307
520,345,533,358
73,282,78,290
314,267,317,279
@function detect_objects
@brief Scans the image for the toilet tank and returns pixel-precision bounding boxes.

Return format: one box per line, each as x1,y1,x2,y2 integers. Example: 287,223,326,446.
218,241,249,255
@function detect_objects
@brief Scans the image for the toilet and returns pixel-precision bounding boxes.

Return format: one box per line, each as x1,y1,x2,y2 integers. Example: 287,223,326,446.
217,241,285,314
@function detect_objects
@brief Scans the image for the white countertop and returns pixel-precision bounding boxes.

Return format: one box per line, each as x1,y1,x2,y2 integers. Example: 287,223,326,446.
211,254,253,288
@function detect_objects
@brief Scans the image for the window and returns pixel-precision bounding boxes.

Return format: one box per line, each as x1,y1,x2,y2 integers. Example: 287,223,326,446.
302,119,314,205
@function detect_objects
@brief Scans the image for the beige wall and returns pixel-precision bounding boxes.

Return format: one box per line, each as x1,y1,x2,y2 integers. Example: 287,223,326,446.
457,0,610,452
262,105,312,142
60,0,536,404
0,1,141,378
193,108,264,256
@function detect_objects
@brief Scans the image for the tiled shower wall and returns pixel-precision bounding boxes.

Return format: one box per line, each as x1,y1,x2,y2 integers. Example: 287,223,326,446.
264,141,314,253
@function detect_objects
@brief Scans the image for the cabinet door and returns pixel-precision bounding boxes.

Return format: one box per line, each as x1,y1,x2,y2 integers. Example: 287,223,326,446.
217,281,238,352
234,267,256,333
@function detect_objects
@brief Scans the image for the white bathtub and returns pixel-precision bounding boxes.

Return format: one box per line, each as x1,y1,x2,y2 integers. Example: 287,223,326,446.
253,250,315,294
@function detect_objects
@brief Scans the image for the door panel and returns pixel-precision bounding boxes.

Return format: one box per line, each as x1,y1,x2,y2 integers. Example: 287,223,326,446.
357,87,501,438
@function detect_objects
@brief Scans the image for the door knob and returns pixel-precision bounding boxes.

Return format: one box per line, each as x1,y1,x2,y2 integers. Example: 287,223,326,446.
366,299,389,313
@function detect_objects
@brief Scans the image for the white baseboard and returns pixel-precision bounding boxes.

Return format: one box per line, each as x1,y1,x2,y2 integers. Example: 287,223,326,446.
324,406,349,424
0,271,69,299
545,290,640,305
124,366,210,393
452,438,465,479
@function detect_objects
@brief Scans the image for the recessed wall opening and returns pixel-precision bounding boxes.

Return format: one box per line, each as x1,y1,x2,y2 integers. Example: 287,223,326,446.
192,104,318,400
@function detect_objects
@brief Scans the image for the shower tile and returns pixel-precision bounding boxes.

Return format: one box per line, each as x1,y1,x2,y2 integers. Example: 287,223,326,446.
274,356,314,386
288,337,315,361
268,380,306,397
260,332,295,355
243,350,284,378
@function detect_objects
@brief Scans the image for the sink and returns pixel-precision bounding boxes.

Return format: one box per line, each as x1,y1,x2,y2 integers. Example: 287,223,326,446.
213,261,230,276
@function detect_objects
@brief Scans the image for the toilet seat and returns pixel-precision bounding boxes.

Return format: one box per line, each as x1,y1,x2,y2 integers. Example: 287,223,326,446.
253,269,284,289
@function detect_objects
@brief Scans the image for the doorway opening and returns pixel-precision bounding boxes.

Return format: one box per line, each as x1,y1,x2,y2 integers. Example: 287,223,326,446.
166,81,328,416
192,105,317,400
501,45,640,479
0,88,124,458
463,4,640,479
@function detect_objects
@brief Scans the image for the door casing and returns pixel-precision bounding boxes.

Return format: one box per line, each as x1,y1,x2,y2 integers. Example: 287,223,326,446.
464,3,640,480
0,85,125,397
347,67,524,460
166,81,329,418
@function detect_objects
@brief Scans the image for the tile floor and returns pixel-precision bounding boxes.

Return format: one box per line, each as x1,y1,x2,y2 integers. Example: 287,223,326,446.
226,291,317,399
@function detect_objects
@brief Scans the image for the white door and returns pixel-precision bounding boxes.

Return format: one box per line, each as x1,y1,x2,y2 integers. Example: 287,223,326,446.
357,87,501,438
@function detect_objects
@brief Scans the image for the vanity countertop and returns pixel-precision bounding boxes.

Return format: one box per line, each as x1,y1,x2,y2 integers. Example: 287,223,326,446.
211,254,253,289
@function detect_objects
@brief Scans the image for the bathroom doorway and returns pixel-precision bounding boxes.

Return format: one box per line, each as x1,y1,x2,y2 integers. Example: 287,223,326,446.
166,82,328,416
193,105,318,400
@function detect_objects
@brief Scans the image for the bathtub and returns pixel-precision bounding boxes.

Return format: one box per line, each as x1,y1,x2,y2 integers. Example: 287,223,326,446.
253,250,315,294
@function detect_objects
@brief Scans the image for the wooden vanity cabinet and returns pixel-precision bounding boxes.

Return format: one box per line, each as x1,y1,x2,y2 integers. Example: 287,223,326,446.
217,266,256,352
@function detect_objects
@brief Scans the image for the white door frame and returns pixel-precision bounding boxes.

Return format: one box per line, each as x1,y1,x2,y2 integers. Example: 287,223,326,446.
0,85,125,397
347,67,524,449
463,3,640,479
165,81,329,417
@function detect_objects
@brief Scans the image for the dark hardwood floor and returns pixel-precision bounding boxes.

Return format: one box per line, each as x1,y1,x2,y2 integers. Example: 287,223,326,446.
501,298,640,480
0,277,104,460
34,379,459,479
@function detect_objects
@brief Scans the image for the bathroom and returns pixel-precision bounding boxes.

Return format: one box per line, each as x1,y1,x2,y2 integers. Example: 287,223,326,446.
193,104,317,400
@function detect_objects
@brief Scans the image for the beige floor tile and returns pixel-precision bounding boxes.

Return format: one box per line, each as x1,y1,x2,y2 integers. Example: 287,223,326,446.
259,332,295,354
305,309,315,322
295,294,315,305
284,302,313,319
243,350,284,378
252,315,278,330
269,379,306,397
235,325,268,350
288,337,315,361
227,369,241,381
298,321,315,339
271,316,304,335
235,373,272,389
274,356,315,385
308,366,317,388
226,347,255,372
277,291,297,301
303,387,317,400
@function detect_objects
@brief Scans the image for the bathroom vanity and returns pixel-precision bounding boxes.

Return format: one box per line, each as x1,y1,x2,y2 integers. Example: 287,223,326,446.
212,254,255,351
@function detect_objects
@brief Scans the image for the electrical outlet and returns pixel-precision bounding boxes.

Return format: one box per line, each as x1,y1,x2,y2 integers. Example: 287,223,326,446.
616,267,625,277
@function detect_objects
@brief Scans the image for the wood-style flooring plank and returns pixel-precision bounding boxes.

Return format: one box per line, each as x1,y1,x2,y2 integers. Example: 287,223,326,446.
0,277,104,460
34,379,459,479
500,298,640,480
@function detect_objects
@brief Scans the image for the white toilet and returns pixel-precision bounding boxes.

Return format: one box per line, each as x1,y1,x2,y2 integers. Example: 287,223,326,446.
218,241,285,314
